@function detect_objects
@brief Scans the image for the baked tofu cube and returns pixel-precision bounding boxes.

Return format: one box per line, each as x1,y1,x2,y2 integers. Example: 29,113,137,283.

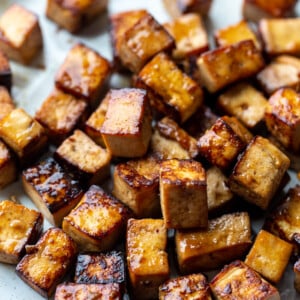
229,136,290,210
0,86,14,121
113,155,161,218
63,185,132,252
159,273,212,299
136,52,203,123
54,129,111,185
0,51,11,91
160,159,207,229
294,260,300,292
210,260,280,300
245,229,293,284
0,200,43,264
16,228,77,298
0,108,48,165
100,88,152,158
55,43,111,106
0,4,42,64
22,157,84,227
126,218,169,300
175,212,252,273
197,40,264,93
46,0,108,33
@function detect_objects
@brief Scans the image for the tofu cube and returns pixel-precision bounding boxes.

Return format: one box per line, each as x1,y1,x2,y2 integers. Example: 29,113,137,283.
0,86,14,121
126,218,169,300
229,136,290,210
16,228,77,298
54,129,111,185
100,88,152,158
136,52,203,123
22,157,84,227
63,185,132,252
0,4,42,64
46,0,108,33
294,259,300,293
197,40,264,93
0,51,11,91
175,212,252,273
0,200,43,264
210,260,280,300
160,158,207,229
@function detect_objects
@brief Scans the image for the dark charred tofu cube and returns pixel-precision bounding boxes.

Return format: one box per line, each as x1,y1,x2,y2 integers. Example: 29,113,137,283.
22,157,84,227
100,88,152,158
136,52,203,123
46,0,108,33
197,40,264,93
54,129,111,185
16,228,77,298
229,136,290,210
126,218,169,300
160,159,207,229
0,86,14,121
0,51,11,91
0,200,43,264
210,260,280,300
294,260,300,292
0,4,42,64
63,185,132,252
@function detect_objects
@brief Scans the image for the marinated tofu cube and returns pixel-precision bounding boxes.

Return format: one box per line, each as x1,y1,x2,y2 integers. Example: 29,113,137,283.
100,88,152,158
160,159,207,229
0,200,43,264
0,51,11,91
22,157,84,227
197,40,264,93
175,212,252,273
294,259,300,293
0,86,14,121
63,185,132,252
127,218,169,300
46,0,108,33
229,136,290,210
210,260,280,300
0,4,42,64
16,228,77,298
136,52,203,123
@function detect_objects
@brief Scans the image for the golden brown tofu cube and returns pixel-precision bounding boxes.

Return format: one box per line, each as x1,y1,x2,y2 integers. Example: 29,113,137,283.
16,228,77,298
197,40,264,93
294,259,300,293
22,157,84,227
136,52,203,123
100,88,152,158
160,159,207,229
210,260,280,300
46,0,108,33
229,136,290,210
63,185,132,252
0,4,42,64
0,200,43,264
0,86,14,121
0,51,11,91
127,218,169,300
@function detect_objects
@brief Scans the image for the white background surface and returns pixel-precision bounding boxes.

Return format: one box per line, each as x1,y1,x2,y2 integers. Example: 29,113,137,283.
0,0,299,299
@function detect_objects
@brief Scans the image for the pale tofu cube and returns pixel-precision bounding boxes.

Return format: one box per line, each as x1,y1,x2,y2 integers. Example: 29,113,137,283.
0,86,14,121
294,259,300,292
0,51,11,91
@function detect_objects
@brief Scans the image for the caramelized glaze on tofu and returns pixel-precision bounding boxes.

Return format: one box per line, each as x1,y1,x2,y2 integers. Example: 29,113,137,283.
0,51,11,91
0,86,14,121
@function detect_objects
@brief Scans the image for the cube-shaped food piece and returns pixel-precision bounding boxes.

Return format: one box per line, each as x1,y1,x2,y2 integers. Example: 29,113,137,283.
259,18,300,56
136,52,203,123
175,212,251,273
22,157,84,227
16,228,77,298
0,200,43,264
100,88,152,158
159,273,212,299
245,229,293,283
294,260,300,293
210,260,280,300
54,130,111,185
118,12,174,73
127,218,169,300
113,155,161,218
0,4,42,64
217,83,268,129
229,136,290,210
46,0,108,33
197,40,264,93
55,43,111,105
0,51,11,91
160,159,207,229
63,185,132,252
0,86,14,121
0,108,48,165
